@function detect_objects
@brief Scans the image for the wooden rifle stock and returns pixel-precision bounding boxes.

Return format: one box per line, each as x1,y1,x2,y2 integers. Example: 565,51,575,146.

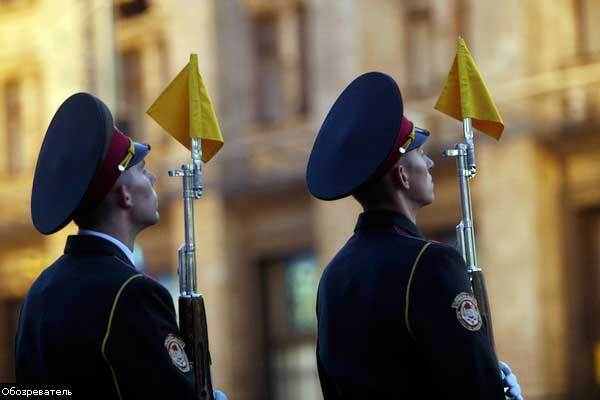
179,295,214,400
470,270,496,351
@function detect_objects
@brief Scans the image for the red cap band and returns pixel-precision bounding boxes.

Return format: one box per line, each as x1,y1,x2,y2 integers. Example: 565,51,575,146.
77,127,131,214
373,116,414,180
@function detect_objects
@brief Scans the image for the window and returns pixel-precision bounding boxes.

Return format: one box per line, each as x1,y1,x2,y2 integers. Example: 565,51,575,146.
575,0,600,59
4,80,24,176
453,0,470,39
252,13,283,125
250,3,310,125
404,2,433,97
262,251,318,340
0,299,22,382
115,0,148,19
117,48,143,140
404,0,470,97
297,4,310,115
260,251,322,400
0,0,35,9
84,13,96,93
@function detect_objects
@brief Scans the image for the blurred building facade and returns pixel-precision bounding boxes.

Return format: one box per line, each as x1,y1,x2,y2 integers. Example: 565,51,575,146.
0,1,599,399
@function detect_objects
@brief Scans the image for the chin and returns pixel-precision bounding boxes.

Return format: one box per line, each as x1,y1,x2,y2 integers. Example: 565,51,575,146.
427,186,435,205
421,193,435,207
142,212,160,228
421,199,434,207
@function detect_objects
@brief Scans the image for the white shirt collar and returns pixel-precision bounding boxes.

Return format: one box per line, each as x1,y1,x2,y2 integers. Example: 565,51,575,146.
78,229,137,266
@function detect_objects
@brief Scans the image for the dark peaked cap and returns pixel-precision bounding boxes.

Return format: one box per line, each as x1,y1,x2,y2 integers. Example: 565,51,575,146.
306,72,429,201
31,93,150,235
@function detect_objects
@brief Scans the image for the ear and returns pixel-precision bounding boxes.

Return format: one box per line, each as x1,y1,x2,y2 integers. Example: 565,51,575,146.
114,184,133,209
392,162,410,190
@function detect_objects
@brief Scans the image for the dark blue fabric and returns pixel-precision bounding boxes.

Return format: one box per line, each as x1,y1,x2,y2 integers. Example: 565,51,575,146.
15,235,196,399
307,72,402,201
32,93,111,234
31,93,150,235
306,72,430,201
316,209,505,399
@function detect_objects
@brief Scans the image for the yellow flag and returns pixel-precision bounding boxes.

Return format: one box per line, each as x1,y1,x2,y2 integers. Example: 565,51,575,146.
434,38,504,139
147,54,224,162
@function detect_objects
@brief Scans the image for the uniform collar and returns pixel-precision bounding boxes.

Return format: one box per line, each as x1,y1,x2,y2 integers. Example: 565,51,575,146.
64,232,136,267
354,209,423,238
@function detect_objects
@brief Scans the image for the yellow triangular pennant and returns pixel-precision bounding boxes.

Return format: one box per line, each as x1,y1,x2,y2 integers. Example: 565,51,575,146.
434,38,504,139
147,53,224,162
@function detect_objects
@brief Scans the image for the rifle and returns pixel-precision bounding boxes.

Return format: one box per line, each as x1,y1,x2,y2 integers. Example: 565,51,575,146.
169,137,215,400
443,118,497,354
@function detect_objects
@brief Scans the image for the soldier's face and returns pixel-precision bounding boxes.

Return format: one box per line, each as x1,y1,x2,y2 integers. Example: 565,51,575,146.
400,147,435,206
126,160,159,229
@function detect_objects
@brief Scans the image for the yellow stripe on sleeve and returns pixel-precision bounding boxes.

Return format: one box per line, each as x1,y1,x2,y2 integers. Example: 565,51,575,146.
404,242,431,342
101,274,144,400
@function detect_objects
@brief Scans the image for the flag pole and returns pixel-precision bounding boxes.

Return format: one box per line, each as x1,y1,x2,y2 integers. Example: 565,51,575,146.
185,136,203,295
438,36,503,379
463,117,476,172
191,137,203,197
457,118,497,355
458,117,480,273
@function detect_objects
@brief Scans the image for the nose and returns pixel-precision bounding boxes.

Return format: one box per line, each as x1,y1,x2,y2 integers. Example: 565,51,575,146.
426,155,434,169
148,171,157,185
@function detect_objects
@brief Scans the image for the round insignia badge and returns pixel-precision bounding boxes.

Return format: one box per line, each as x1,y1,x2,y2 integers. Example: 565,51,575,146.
451,292,482,331
164,334,191,373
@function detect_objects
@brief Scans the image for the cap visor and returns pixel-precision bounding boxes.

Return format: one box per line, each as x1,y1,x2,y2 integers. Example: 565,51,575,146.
128,142,151,169
407,127,429,151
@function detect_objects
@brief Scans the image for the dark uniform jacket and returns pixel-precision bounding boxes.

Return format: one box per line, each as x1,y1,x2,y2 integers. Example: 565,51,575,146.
316,210,505,399
15,235,196,399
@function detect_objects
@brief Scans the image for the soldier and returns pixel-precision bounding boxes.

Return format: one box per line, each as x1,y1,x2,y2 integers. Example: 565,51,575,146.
15,93,226,399
306,72,523,399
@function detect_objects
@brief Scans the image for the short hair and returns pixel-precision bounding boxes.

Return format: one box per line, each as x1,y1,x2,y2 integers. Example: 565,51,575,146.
73,196,113,230
352,176,389,207
352,157,406,208
73,167,134,229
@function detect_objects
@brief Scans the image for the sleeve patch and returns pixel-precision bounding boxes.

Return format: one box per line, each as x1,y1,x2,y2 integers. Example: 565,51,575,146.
451,292,482,331
164,333,191,373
